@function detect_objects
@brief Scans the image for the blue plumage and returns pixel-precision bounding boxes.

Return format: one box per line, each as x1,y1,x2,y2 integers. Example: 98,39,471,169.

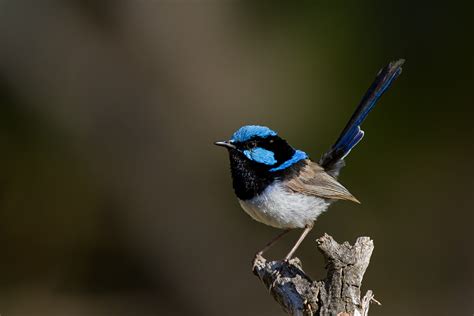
244,147,278,165
320,59,404,172
231,125,308,171
232,125,277,142
269,150,308,172
215,59,404,261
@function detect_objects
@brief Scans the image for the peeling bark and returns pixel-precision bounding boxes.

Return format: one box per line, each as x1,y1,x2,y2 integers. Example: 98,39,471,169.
253,234,378,316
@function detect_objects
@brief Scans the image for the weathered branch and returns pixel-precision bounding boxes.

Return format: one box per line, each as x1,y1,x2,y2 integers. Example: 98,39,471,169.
253,234,377,316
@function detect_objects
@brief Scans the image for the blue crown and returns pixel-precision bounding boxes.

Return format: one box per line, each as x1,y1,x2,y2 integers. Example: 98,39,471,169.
231,125,277,143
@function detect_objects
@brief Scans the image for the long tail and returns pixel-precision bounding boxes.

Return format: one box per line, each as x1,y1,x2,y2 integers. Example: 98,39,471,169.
320,59,405,177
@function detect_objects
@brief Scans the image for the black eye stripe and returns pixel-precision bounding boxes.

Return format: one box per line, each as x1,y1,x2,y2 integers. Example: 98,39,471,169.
236,136,293,154
233,135,295,170
246,141,256,149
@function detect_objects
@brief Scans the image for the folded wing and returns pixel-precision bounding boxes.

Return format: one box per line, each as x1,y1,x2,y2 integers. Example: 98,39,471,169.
285,160,360,203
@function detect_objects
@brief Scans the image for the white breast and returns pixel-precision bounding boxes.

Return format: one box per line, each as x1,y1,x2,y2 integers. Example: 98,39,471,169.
238,181,330,229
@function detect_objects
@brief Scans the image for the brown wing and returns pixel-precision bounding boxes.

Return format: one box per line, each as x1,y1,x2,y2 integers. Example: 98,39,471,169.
285,160,360,203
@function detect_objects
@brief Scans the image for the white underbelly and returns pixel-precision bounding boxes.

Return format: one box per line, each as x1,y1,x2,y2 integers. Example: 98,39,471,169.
238,181,329,229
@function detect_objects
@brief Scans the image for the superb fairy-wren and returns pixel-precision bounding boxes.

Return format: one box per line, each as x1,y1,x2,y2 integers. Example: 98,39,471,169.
216,60,404,260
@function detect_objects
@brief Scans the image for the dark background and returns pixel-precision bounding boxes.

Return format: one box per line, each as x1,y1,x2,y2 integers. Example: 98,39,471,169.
0,1,473,315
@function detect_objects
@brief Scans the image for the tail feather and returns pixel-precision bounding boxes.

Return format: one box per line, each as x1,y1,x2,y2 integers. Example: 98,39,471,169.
320,59,404,176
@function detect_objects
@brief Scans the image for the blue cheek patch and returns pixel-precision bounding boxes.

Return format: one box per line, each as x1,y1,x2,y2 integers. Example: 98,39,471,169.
269,150,308,172
243,147,277,165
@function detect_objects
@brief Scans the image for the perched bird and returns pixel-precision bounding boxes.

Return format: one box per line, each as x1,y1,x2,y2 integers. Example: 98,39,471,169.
215,59,404,260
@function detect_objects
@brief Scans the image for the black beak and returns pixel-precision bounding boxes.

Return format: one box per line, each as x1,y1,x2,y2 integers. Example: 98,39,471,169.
214,140,236,149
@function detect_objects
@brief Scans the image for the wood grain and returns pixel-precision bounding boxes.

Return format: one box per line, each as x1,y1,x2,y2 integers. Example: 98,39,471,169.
253,234,378,316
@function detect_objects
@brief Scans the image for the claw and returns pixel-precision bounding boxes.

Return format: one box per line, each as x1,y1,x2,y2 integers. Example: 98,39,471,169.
269,269,282,292
252,252,266,271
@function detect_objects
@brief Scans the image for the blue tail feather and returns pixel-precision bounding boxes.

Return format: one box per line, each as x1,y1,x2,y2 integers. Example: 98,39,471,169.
320,59,404,175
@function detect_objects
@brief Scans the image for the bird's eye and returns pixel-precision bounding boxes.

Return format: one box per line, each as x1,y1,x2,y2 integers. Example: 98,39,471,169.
248,141,257,149
269,139,274,144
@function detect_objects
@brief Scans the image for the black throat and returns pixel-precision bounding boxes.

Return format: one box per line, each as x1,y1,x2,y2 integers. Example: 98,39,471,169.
228,149,305,200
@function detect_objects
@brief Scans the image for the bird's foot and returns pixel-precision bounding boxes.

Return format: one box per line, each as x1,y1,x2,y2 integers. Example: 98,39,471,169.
269,268,282,292
252,251,265,270
284,256,302,269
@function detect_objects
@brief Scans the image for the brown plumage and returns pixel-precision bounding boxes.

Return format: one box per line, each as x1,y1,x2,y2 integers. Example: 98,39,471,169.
285,160,360,204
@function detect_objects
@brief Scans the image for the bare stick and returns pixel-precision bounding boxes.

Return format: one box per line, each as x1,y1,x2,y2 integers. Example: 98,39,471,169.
253,233,376,316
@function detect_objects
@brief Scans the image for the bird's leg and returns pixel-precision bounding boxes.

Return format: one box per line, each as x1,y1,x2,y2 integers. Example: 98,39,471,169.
253,229,291,290
284,224,313,261
256,229,291,257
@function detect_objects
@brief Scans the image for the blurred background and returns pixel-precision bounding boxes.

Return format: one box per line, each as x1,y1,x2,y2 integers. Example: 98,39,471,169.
0,1,473,315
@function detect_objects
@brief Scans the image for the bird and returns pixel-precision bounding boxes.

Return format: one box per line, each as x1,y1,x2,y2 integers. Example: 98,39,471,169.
215,59,404,261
